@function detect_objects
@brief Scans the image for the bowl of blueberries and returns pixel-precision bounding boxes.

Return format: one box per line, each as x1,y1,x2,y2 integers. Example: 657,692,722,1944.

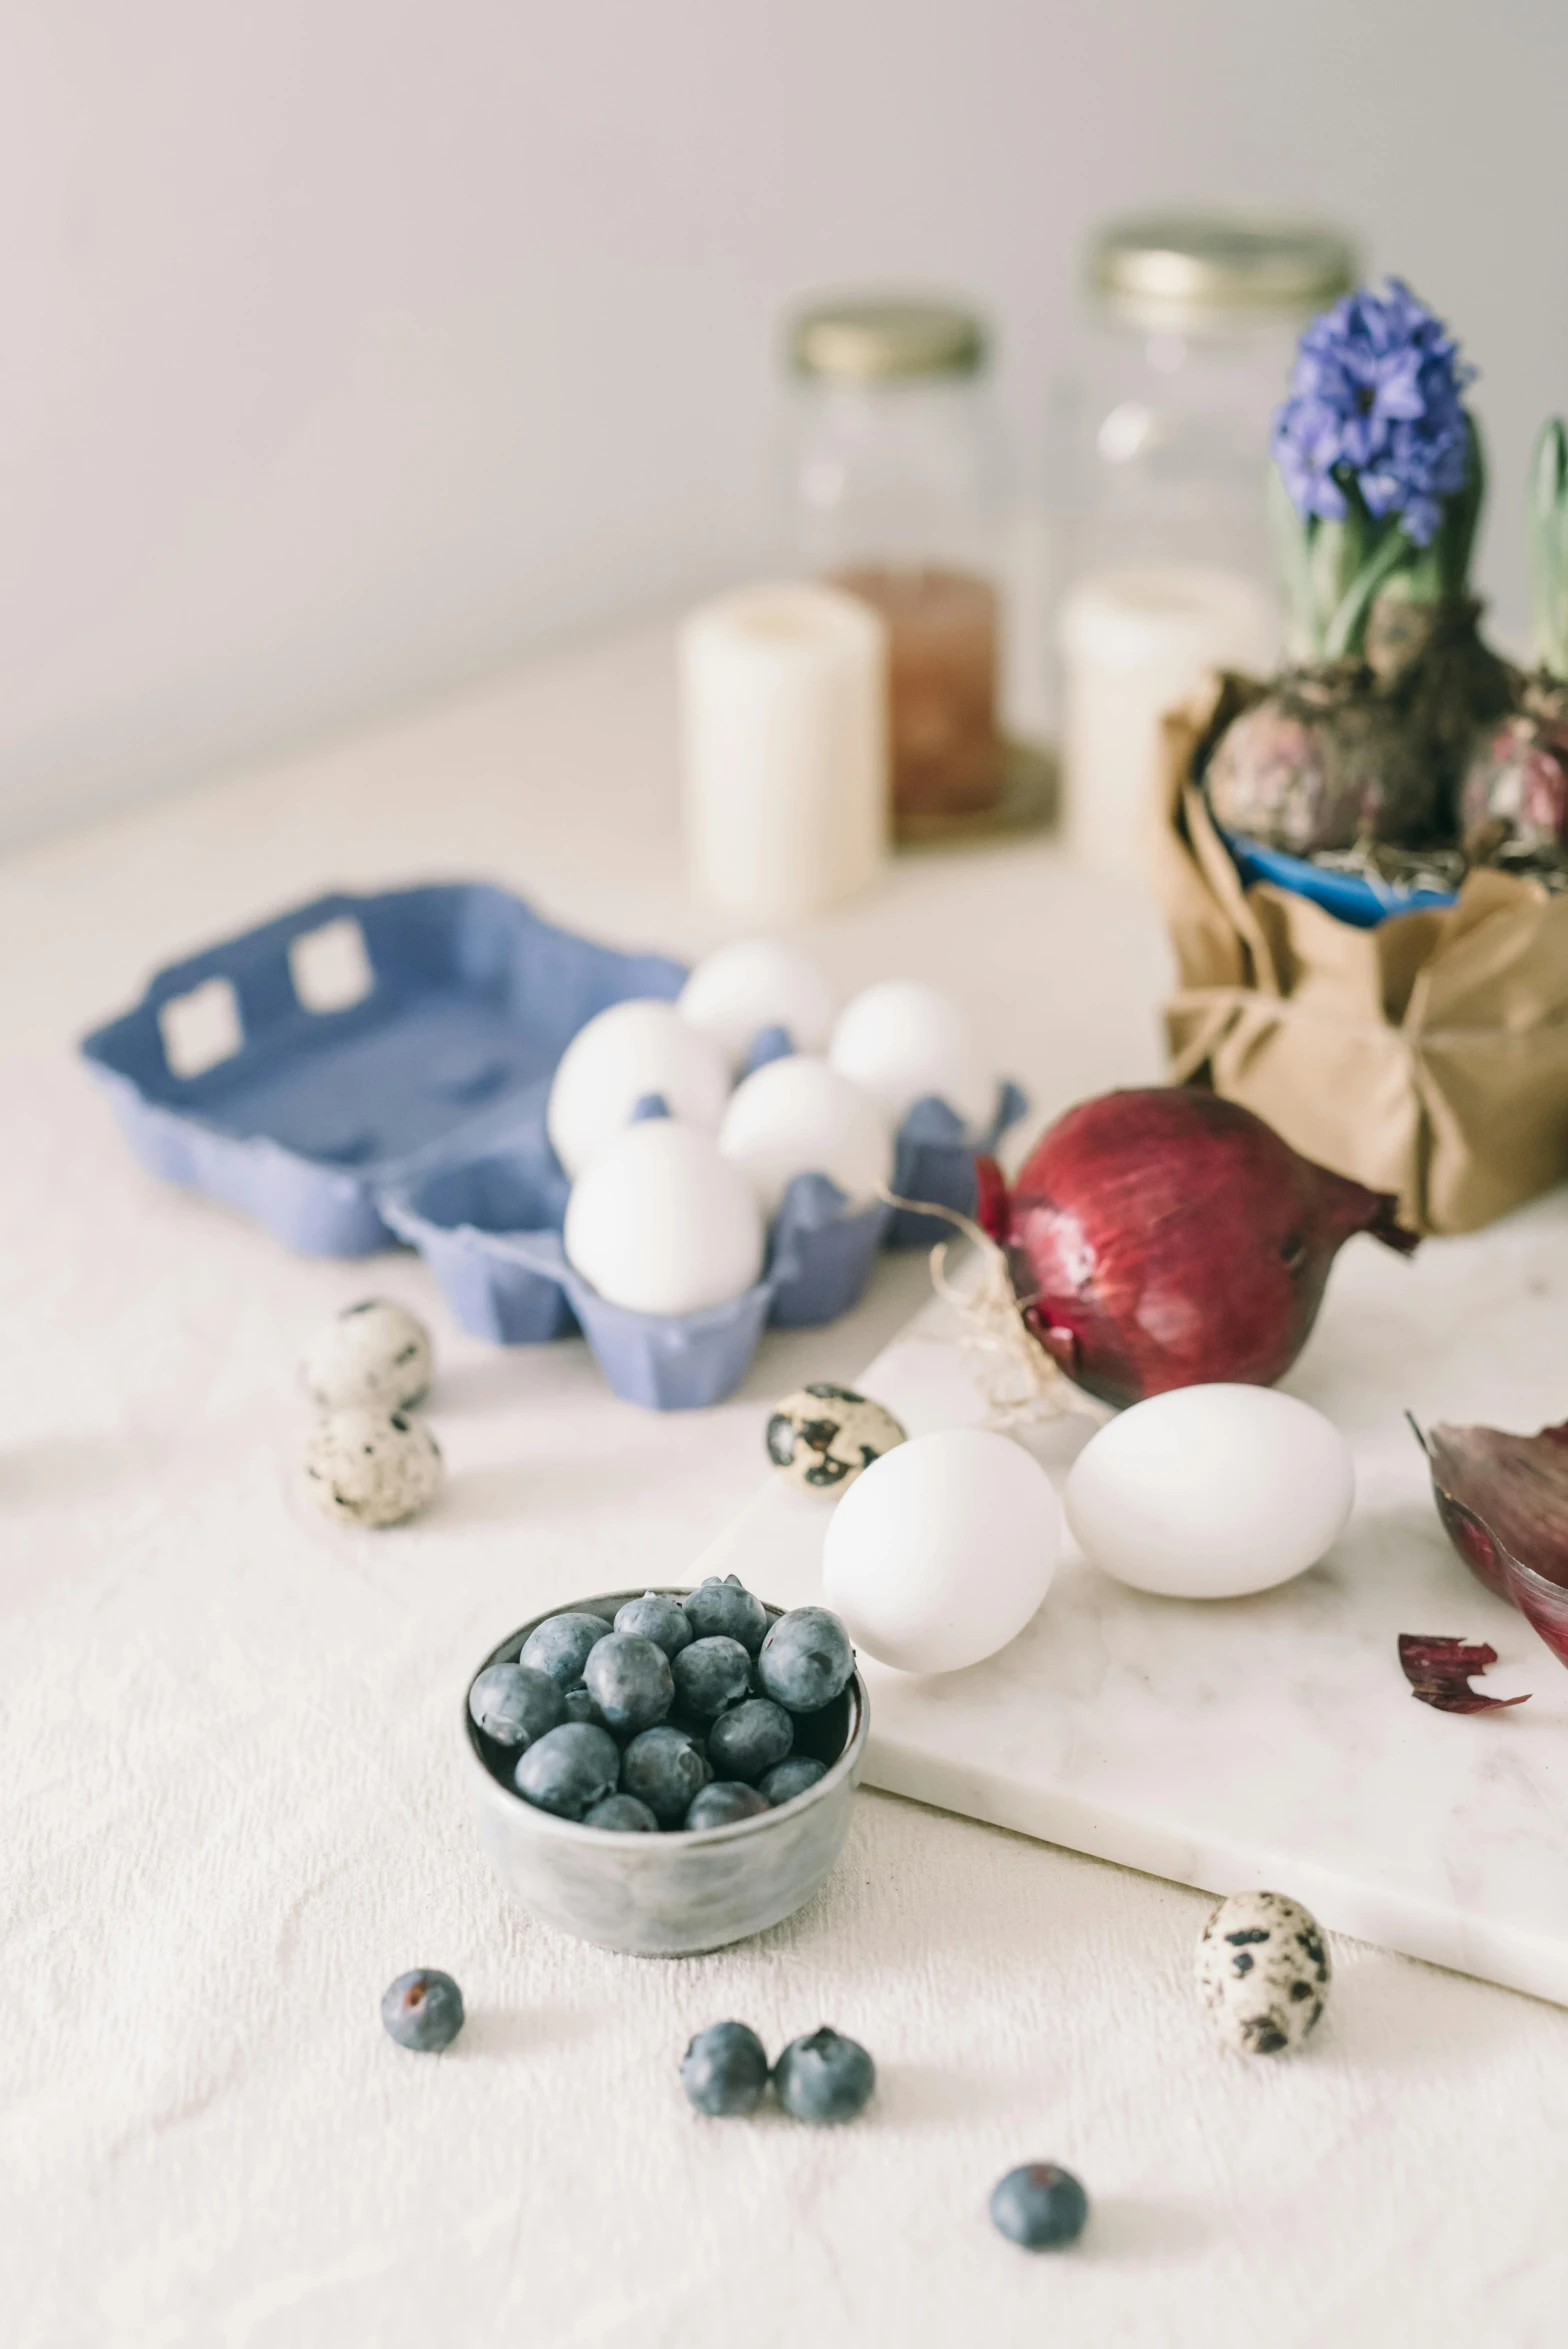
463,1575,867,1956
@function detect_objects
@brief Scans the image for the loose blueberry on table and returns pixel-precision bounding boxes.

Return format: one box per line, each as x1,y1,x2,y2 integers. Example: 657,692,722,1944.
381,1968,464,2053
988,2163,1089,2251
772,2027,875,2124
680,2021,772,2116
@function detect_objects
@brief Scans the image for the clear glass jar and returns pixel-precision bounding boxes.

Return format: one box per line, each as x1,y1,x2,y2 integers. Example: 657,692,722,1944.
1050,213,1359,870
1060,213,1358,587
780,296,1010,833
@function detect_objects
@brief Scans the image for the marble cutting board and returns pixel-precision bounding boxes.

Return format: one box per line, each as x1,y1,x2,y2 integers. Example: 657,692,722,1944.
691,1197,1568,2006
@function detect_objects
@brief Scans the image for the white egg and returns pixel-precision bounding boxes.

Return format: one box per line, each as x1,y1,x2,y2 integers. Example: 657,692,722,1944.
822,1428,1063,1674
1065,1384,1355,1600
547,999,731,1177
677,939,838,1072
717,1056,892,1221
828,980,994,1133
563,1119,766,1318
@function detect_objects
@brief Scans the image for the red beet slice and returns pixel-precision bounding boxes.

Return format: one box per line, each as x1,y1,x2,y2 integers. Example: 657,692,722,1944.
1397,1634,1529,1715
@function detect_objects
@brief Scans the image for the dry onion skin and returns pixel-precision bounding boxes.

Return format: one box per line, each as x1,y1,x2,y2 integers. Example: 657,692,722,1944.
1411,1415,1568,1670
1397,1633,1529,1716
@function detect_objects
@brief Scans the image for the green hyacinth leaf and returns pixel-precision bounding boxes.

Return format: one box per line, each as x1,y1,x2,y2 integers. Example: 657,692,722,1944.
1529,417,1568,678
1268,459,1323,661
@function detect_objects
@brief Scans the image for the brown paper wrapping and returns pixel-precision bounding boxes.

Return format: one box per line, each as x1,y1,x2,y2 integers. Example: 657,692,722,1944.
1152,677,1568,1234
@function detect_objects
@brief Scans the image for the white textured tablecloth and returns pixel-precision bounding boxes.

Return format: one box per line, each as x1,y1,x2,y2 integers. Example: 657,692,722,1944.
4,627,1567,2347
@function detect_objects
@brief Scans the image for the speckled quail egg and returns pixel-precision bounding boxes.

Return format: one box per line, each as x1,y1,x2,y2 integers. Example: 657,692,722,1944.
765,1384,907,1494
302,1299,433,1412
304,1407,443,1528
1195,1890,1331,2056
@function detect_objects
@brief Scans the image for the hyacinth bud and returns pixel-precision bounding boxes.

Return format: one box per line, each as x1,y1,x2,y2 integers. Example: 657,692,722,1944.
1529,417,1568,680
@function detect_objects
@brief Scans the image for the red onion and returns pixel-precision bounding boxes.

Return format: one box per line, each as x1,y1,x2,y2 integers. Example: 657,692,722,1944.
997,1088,1419,1409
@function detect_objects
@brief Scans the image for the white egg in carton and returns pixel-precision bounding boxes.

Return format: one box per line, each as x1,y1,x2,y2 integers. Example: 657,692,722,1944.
384,940,1024,1411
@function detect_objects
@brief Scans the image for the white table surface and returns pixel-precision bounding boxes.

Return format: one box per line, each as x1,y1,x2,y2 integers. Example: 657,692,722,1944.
4,624,1566,2349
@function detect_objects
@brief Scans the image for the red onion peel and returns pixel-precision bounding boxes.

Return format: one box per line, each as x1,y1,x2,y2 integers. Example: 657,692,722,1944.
1411,1414,1568,1670
1397,1634,1529,1715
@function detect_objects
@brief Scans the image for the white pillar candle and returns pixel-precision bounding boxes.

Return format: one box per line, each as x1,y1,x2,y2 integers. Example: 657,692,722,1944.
1059,564,1278,875
679,583,889,920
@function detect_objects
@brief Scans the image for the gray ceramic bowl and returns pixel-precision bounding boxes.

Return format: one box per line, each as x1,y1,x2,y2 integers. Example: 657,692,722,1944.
463,1590,868,1957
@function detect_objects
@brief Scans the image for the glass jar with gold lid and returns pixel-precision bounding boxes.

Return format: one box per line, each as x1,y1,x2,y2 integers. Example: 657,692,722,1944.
1052,213,1360,872
1065,211,1360,586
781,293,1011,835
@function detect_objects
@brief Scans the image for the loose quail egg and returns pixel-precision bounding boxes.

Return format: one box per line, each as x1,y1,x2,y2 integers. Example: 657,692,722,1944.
302,1298,432,1412
304,1407,443,1528
1195,1889,1331,2056
766,1384,906,1494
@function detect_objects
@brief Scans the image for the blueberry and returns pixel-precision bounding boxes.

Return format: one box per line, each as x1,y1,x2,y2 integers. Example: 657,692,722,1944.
613,1592,694,1658
760,1756,828,1806
512,1722,621,1820
671,1635,752,1721
706,1698,794,1783
519,1611,613,1687
773,2027,875,2123
988,2163,1089,2251
683,1574,770,1655
583,1793,659,1832
619,1724,711,1826
468,1662,565,1751
381,1968,464,2053
756,1607,854,1714
561,1683,603,1726
684,1781,770,1830
681,2021,771,2116
583,1633,675,1735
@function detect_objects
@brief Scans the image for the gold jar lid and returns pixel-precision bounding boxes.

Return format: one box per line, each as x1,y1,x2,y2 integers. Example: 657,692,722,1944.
1090,212,1358,330
788,295,988,383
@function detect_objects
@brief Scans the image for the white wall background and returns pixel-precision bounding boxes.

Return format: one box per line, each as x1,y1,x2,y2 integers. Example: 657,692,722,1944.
2,0,1565,848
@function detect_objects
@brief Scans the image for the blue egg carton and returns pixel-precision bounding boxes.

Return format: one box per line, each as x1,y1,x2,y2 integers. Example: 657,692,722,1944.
79,884,686,1257
81,879,1027,1408
383,1153,889,1409
886,1082,1028,1248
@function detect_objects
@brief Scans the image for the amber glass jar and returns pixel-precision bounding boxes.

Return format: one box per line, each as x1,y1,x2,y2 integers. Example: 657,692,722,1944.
781,295,1009,833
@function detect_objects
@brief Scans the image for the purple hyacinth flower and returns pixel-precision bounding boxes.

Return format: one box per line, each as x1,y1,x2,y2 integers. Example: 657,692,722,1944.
1272,279,1474,546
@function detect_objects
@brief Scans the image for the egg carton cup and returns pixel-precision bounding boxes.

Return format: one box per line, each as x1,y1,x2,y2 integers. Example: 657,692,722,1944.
78,883,685,1257
382,1157,891,1408
887,1081,1028,1249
